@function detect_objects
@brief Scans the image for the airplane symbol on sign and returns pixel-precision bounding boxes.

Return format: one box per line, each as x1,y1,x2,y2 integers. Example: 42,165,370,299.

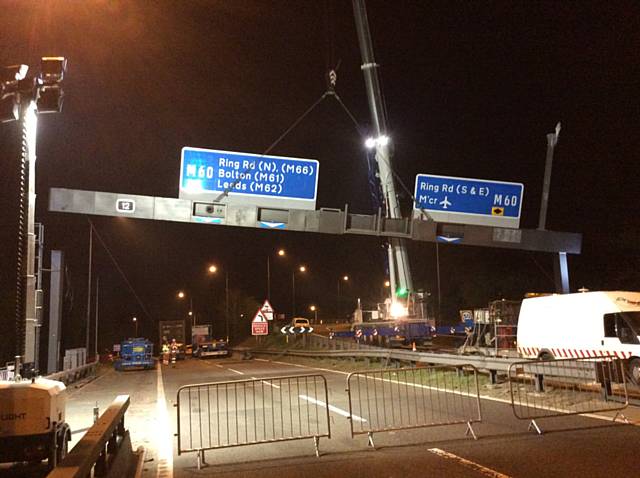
440,196,452,209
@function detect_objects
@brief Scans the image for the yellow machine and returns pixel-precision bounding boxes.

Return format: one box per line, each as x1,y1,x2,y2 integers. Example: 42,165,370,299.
0,378,70,468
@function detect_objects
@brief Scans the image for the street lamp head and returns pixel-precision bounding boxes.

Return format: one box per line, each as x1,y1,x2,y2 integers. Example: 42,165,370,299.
208,264,217,274
39,57,67,85
36,85,64,114
310,305,316,311
132,317,137,322
299,265,306,273
343,275,349,281
177,291,185,299
384,280,390,287
278,249,285,256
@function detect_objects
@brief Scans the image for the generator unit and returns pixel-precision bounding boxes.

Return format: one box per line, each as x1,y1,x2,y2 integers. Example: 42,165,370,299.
0,378,70,468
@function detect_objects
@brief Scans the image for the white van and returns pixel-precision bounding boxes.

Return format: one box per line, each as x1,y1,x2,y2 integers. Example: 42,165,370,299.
516,291,640,383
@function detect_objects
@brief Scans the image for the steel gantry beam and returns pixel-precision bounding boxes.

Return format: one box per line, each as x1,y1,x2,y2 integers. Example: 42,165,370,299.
49,188,581,272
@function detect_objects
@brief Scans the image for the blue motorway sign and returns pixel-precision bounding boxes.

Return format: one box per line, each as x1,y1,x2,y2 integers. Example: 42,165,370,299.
414,174,524,228
179,147,319,210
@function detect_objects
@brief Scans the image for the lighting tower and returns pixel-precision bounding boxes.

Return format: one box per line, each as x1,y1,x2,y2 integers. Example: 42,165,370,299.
352,1,413,306
1,57,67,373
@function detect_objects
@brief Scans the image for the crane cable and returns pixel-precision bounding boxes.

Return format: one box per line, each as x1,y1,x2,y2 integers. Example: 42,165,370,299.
87,218,154,322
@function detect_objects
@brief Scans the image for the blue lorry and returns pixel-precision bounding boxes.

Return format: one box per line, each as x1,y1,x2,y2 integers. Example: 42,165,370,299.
114,338,155,371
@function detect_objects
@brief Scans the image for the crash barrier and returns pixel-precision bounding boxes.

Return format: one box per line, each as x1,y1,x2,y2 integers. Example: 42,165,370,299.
508,357,629,434
47,359,98,385
176,374,331,468
48,395,142,478
307,333,376,350
346,365,482,447
0,363,14,381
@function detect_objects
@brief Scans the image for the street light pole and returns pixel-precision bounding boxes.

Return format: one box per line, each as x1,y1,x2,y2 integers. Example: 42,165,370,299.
208,264,230,342
338,275,349,321
291,270,296,318
291,265,306,318
133,317,138,337
225,270,229,343
267,248,285,303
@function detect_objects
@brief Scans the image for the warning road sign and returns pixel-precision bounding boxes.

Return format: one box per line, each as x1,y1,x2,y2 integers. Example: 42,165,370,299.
252,310,268,322
261,300,274,321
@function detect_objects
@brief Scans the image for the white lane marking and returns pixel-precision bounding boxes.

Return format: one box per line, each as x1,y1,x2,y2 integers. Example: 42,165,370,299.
156,364,173,478
251,376,281,389
298,394,367,423
271,360,349,376
228,368,244,375
254,358,269,362
429,448,511,478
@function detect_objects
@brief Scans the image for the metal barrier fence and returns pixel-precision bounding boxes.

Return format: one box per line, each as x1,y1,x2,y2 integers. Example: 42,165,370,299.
176,374,331,468
508,357,629,434
346,365,482,447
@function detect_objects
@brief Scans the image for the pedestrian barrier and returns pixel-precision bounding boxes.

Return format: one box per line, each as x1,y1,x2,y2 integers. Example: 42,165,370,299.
508,357,629,434
346,365,482,448
176,374,331,468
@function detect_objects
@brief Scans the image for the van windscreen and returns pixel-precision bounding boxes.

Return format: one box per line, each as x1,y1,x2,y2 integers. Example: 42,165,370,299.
622,312,640,334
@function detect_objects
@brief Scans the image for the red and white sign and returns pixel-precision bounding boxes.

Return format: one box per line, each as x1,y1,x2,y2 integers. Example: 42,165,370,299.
252,310,269,335
260,300,274,321
252,321,268,335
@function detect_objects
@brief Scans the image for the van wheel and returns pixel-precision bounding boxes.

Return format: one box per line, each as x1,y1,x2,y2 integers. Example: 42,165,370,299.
629,358,640,386
539,352,554,361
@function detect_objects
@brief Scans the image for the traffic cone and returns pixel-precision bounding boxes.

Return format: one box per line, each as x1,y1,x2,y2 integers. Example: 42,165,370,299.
412,341,417,352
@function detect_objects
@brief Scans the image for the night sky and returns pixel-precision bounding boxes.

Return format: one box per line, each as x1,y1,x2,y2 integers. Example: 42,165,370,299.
1,1,638,365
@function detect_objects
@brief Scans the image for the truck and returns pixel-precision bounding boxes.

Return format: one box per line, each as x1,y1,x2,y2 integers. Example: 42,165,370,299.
193,339,230,359
159,320,186,359
337,318,433,347
516,291,640,384
114,338,155,371
0,378,71,469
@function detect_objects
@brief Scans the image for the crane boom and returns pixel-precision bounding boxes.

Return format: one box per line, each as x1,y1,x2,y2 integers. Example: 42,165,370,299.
352,0,413,303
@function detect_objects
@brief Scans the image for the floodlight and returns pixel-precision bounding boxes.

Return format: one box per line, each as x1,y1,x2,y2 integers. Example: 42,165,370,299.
364,135,391,149
390,301,408,318
0,64,29,90
39,57,67,84
36,85,64,113
0,93,19,123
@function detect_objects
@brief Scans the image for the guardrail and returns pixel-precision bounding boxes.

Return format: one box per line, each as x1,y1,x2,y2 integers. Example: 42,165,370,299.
48,395,141,478
176,374,331,469
508,357,629,434
244,345,516,375
346,365,482,447
0,366,12,381
47,360,99,385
